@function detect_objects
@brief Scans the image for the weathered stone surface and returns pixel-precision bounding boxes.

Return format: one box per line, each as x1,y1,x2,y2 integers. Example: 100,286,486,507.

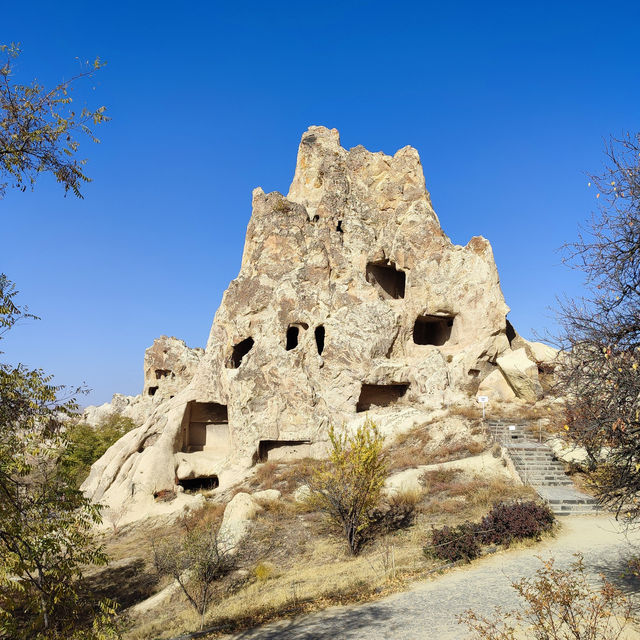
82,336,203,428
524,340,559,364
497,348,544,402
293,484,312,503
82,127,550,520
218,492,262,550
477,369,517,402
253,489,282,501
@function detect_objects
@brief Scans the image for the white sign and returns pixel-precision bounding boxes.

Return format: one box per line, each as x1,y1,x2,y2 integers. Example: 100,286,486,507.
508,425,516,431
477,395,489,403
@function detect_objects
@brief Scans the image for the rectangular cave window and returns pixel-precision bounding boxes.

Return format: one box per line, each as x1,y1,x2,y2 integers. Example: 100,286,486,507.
413,315,454,346
366,261,405,299
155,369,171,380
177,476,219,492
257,440,312,462
315,325,325,355
228,336,254,368
356,383,409,412
182,401,230,455
148,386,158,396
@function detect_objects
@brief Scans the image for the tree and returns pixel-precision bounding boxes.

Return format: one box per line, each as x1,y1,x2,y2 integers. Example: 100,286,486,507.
153,522,237,631
60,414,137,488
308,419,387,555
0,276,119,639
459,555,633,640
0,42,108,199
555,132,640,519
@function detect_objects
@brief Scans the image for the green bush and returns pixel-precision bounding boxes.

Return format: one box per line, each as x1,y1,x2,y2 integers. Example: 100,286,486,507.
60,413,136,486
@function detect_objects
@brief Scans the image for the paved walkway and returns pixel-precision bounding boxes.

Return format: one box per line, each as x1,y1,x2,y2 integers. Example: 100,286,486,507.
226,516,640,640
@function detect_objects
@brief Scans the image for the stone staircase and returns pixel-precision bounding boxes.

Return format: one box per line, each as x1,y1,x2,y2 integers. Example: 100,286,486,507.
487,420,600,516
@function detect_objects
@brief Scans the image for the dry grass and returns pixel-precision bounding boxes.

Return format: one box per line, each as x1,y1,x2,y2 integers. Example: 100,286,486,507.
386,416,487,474
123,467,540,640
447,405,484,420
387,422,435,471
117,418,545,639
245,458,322,495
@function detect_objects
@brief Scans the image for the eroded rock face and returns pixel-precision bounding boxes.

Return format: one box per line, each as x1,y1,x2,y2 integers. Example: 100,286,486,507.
82,336,204,428
82,127,547,518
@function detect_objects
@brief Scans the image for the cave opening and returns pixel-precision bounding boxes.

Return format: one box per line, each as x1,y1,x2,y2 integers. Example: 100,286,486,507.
229,337,254,368
366,261,406,299
315,325,325,355
177,476,219,492
356,383,409,412
413,315,454,346
258,440,312,462
286,326,300,350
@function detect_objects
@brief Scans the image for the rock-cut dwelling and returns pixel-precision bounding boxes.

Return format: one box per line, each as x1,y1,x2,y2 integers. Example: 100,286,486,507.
81,126,555,518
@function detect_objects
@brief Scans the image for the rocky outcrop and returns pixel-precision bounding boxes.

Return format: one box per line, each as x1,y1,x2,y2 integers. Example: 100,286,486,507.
82,126,552,519
218,492,262,550
83,336,204,428
497,348,544,402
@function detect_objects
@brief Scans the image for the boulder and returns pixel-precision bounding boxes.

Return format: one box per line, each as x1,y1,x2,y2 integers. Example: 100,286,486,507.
497,348,543,402
477,369,517,402
218,492,262,551
524,340,559,365
293,485,312,503
252,489,281,501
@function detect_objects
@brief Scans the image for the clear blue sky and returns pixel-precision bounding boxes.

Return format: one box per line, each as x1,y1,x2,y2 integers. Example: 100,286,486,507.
2,0,638,405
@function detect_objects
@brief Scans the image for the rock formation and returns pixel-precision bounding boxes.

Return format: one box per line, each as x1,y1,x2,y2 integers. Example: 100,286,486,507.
83,336,204,427
81,126,556,519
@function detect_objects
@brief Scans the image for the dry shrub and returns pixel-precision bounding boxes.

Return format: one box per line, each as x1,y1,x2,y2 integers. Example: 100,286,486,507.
253,562,275,582
368,489,421,539
387,424,434,472
422,497,466,515
179,501,226,532
463,478,536,510
478,501,554,546
251,462,278,490
425,440,486,464
275,458,322,494
420,468,460,492
426,522,481,563
459,555,634,639
447,405,482,419
491,444,502,458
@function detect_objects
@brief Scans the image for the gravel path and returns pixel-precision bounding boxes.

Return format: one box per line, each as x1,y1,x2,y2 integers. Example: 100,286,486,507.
226,515,640,640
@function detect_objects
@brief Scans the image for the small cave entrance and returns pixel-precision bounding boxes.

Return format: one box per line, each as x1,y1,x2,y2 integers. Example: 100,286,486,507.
285,323,308,351
336,220,343,233
315,325,325,355
366,261,406,299
155,369,171,380
257,440,312,462
228,337,254,368
181,401,230,455
413,315,454,346
148,386,158,396
506,319,517,346
356,383,409,412
286,326,299,350
177,475,219,492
